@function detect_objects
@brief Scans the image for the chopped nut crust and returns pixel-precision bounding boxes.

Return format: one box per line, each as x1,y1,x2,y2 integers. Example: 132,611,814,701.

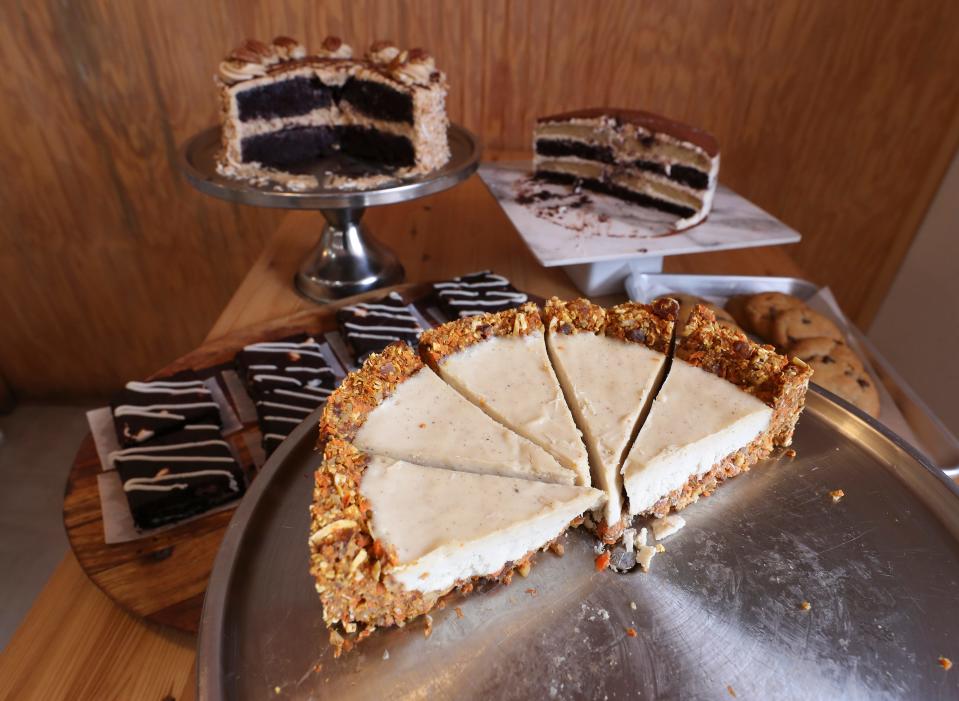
604,298,678,354
543,297,606,335
639,306,811,519
419,302,542,365
319,342,425,447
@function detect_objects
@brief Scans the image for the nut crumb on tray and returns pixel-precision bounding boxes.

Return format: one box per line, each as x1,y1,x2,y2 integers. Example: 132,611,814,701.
830,489,845,503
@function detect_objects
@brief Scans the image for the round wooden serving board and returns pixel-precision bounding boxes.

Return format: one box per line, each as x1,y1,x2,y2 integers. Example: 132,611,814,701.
63,283,431,633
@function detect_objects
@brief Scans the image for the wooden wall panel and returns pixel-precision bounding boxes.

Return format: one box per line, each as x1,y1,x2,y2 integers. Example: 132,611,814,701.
1,0,958,397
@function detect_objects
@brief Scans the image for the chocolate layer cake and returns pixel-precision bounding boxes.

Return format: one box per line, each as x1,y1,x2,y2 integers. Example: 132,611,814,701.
111,424,246,530
217,36,450,190
433,270,529,319
533,108,720,228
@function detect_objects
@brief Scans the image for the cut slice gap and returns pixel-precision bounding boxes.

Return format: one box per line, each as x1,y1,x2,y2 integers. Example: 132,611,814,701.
543,298,678,541
622,357,773,515
322,343,574,485
621,305,812,518
361,455,605,593
420,305,589,486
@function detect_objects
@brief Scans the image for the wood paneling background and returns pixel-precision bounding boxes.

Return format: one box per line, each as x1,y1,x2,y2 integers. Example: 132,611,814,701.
1,0,958,398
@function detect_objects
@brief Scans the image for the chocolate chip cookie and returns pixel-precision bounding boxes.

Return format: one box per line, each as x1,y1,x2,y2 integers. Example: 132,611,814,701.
743,292,803,338
789,337,880,417
771,306,843,348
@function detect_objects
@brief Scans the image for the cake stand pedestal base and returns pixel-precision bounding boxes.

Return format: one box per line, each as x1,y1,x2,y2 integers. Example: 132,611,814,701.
294,208,404,302
563,256,664,297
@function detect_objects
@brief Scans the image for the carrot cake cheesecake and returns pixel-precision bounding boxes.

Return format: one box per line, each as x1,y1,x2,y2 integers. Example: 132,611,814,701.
622,306,811,518
544,297,678,542
320,343,574,485
309,438,603,654
419,303,590,485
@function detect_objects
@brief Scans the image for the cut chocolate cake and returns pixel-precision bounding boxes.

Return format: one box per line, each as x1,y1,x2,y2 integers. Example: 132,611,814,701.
236,335,338,454
111,424,246,530
110,372,221,447
433,271,529,319
216,36,450,190
533,108,720,228
336,291,424,362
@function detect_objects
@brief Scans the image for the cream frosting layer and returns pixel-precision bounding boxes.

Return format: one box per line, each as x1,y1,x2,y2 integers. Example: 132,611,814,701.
547,333,667,527
622,358,773,515
434,332,590,486
353,367,575,485
361,456,604,592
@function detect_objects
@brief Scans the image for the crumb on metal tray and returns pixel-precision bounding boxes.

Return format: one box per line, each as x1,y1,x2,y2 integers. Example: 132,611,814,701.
830,489,845,503
939,656,953,671
625,627,638,637
800,600,812,611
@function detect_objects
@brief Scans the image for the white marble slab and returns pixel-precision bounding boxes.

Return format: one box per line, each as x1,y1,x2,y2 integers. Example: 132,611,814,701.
478,162,800,267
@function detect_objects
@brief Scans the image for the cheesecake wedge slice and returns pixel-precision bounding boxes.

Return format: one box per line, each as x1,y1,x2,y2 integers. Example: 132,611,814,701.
420,303,590,486
622,306,811,518
310,439,605,654
320,342,575,485
544,298,678,542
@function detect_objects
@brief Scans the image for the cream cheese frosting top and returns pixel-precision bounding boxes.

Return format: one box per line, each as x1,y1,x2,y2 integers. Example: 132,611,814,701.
435,331,590,486
353,367,575,485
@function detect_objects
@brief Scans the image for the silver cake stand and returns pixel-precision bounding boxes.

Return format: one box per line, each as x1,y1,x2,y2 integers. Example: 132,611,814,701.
179,124,481,301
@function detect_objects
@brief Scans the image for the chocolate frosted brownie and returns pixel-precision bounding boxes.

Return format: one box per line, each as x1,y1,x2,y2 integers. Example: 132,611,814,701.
433,270,529,319
336,291,424,362
236,335,338,454
110,371,221,448
111,424,246,530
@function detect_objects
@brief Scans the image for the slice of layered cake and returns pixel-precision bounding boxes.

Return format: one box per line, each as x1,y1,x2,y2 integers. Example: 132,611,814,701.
216,36,450,189
320,343,575,485
310,439,603,654
544,297,677,542
533,108,720,228
419,303,590,486
622,306,811,518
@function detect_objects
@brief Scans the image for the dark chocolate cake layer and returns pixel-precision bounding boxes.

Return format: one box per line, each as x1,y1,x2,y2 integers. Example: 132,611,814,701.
112,429,246,530
536,171,697,219
240,126,337,168
340,78,414,123
237,76,336,122
337,126,415,168
433,270,529,319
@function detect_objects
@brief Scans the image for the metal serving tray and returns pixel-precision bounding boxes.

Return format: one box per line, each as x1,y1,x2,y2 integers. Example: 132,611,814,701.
627,272,959,476
199,392,959,700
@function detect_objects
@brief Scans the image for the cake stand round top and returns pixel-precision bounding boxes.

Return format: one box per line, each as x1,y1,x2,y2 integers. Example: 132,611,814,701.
179,124,482,210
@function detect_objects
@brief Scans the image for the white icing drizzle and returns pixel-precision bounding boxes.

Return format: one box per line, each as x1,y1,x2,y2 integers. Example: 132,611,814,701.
123,468,239,493
256,400,313,414
112,439,229,456
113,401,218,416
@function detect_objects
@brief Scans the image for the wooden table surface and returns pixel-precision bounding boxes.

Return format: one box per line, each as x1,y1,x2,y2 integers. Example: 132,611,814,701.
0,175,804,700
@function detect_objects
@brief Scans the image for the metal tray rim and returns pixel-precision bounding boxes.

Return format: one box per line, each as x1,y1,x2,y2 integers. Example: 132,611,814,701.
197,385,959,700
